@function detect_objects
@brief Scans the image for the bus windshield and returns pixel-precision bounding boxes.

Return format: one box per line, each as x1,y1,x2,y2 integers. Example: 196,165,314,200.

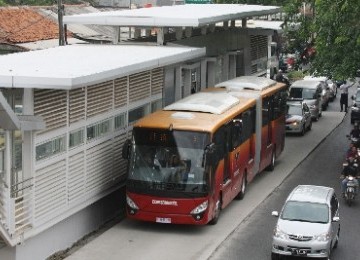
127,128,211,196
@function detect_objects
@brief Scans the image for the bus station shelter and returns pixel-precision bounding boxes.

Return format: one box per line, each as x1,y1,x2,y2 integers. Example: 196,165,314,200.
0,4,281,260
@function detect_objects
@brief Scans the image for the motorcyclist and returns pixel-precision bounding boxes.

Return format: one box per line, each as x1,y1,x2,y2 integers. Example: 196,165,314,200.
349,123,360,148
346,144,359,160
275,69,290,87
341,156,359,195
350,122,360,138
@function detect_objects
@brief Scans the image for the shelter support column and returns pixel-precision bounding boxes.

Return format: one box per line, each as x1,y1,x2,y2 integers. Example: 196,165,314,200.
200,59,207,90
175,67,182,101
207,58,216,87
182,68,192,98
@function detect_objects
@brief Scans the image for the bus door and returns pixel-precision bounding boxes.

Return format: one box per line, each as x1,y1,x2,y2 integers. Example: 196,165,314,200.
215,124,233,208
230,117,242,199
262,97,274,167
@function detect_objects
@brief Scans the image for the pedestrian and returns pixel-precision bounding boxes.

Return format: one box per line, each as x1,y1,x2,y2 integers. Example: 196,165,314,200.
340,81,354,112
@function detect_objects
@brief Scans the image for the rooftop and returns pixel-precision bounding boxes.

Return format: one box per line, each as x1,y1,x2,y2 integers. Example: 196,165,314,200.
0,7,67,44
0,44,205,89
63,4,281,27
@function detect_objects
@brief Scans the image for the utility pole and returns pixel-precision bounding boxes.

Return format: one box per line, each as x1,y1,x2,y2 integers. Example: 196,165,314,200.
58,0,65,46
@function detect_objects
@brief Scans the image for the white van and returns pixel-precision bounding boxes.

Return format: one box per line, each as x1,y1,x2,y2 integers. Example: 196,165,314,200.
271,185,340,260
289,80,323,121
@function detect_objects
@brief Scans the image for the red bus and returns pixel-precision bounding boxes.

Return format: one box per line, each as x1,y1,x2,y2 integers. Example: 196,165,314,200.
122,76,287,225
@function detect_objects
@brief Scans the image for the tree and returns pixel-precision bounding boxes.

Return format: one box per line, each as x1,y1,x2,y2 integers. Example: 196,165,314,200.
311,0,360,80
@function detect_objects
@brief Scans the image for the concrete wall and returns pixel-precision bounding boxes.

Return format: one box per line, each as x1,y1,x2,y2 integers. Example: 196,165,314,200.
0,188,125,260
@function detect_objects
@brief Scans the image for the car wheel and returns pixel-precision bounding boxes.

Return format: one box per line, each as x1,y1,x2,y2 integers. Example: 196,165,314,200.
308,120,312,130
300,124,305,136
271,252,279,260
333,227,340,249
209,198,221,225
235,174,246,200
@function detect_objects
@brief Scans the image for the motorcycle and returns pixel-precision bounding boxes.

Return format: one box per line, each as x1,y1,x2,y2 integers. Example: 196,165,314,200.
346,134,360,150
342,160,359,206
344,175,357,206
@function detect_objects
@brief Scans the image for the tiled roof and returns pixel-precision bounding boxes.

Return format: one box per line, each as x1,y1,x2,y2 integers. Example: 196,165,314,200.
0,7,62,43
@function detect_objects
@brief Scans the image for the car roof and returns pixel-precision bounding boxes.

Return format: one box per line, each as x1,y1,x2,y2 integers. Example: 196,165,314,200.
287,185,334,205
303,75,328,82
290,80,321,88
286,100,302,106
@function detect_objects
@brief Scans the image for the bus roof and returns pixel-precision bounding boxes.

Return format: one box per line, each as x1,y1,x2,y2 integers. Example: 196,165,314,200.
214,76,286,98
134,91,256,133
164,92,239,115
215,76,276,91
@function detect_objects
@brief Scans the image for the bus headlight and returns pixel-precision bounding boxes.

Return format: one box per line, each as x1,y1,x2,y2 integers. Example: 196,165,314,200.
126,195,139,215
190,200,208,221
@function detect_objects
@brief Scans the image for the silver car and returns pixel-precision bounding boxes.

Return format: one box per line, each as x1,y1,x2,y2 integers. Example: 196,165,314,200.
271,185,340,260
286,99,312,135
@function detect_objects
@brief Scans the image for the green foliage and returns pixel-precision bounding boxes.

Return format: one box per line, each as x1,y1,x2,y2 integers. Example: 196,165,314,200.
287,70,307,81
311,0,360,79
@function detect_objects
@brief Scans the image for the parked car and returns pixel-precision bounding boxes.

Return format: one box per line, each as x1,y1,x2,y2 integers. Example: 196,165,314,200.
286,99,312,135
303,76,331,107
289,80,323,121
351,88,360,124
271,185,340,260
326,79,337,101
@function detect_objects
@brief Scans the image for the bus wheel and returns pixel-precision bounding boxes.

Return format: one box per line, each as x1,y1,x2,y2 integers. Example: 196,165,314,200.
235,174,246,200
209,198,221,225
266,149,275,171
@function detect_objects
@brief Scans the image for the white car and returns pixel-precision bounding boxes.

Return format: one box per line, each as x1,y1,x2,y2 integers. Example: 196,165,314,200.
271,185,340,260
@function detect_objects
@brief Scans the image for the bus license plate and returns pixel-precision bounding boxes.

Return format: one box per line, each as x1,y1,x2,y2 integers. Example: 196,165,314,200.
156,217,171,223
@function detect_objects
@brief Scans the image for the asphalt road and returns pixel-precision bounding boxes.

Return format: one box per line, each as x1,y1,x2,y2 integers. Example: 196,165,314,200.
64,84,356,260
209,86,360,260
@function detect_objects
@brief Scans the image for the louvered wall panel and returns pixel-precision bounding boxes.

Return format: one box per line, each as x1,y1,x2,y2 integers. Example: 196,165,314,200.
129,71,151,102
69,88,85,124
250,35,268,61
87,81,113,118
151,68,164,95
114,77,128,108
34,160,67,220
86,140,114,192
34,90,67,132
113,134,129,182
68,152,85,202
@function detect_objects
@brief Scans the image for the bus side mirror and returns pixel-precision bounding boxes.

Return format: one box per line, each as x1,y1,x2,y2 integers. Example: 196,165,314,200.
122,139,131,159
203,143,216,167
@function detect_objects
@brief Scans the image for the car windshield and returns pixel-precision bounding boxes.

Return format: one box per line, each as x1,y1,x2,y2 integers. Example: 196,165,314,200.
290,88,316,100
281,201,329,223
356,92,360,102
287,105,302,116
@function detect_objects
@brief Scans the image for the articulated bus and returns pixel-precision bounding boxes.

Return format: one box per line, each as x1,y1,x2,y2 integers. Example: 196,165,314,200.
122,76,287,225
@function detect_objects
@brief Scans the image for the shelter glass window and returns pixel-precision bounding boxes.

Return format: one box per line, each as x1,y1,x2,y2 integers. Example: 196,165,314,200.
87,120,111,141
69,128,84,148
36,135,66,161
129,104,150,124
115,113,127,130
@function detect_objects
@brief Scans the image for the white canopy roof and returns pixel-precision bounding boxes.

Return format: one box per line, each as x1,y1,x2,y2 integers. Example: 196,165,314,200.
63,4,281,27
0,44,205,89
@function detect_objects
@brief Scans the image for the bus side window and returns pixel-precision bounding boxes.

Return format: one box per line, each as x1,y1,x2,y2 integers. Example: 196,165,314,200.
231,116,242,149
